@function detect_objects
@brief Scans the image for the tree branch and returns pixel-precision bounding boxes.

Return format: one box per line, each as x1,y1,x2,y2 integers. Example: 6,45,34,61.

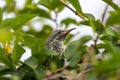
59,0,86,20
101,4,109,23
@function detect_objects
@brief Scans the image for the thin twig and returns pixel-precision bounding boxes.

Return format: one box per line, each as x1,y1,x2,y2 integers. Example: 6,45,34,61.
94,32,100,49
101,4,109,23
59,0,86,20
51,11,59,29
94,5,109,48
54,11,59,29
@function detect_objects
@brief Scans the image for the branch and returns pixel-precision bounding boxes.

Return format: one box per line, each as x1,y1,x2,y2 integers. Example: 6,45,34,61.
59,0,86,20
94,32,100,49
51,10,59,29
54,11,59,29
101,4,109,23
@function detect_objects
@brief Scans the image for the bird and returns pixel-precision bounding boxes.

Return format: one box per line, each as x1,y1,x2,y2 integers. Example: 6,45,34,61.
45,28,76,56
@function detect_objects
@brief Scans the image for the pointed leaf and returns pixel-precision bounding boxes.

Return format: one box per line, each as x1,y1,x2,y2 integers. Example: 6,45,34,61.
80,20,103,32
31,38,44,55
106,13,120,26
2,14,38,30
0,55,14,69
68,0,82,13
31,8,51,19
64,34,74,45
65,36,92,59
84,13,95,20
20,8,51,19
61,18,78,27
69,46,86,67
12,44,25,64
39,0,64,11
24,57,38,69
43,48,58,56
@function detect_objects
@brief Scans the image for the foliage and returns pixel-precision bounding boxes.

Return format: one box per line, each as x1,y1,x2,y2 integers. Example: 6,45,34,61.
0,0,120,80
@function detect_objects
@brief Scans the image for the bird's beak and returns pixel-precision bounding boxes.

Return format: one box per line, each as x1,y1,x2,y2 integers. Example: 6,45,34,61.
61,28,76,36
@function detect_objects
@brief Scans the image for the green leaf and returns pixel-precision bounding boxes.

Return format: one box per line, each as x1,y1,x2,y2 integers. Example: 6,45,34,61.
65,36,92,59
106,13,120,26
35,24,52,39
39,0,64,11
105,27,115,37
61,18,78,27
68,0,82,13
0,28,13,43
80,20,103,32
42,48,58,56
69,46,86,67
20,8,51,19
84,13,95,20
24,57,43,79
0,55,14,69
0,8,3,27
25,0,32,5
31,8,51,19
0,47,4,55
103,0,120,14
31,38,44,55
64,34,74,45
2,14,38,30
23,35,37,48
6,0,13,4
12,43,25,64
39,0,53,9
99,40,120,54
95,51,120,73
24,57,38,69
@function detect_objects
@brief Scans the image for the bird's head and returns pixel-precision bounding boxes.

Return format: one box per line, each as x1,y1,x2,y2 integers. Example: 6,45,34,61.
47,28,76,43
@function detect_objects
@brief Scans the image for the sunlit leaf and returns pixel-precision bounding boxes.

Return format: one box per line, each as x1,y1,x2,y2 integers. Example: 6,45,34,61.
68,0,82,13
6,0,13,4
2,14,38,30
20,7,51,19
25,0,32,5
80,20,103,32
0,28,13,43
106,13,120,26
84,13,95,20
61,18,78,27
39,0,64,11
